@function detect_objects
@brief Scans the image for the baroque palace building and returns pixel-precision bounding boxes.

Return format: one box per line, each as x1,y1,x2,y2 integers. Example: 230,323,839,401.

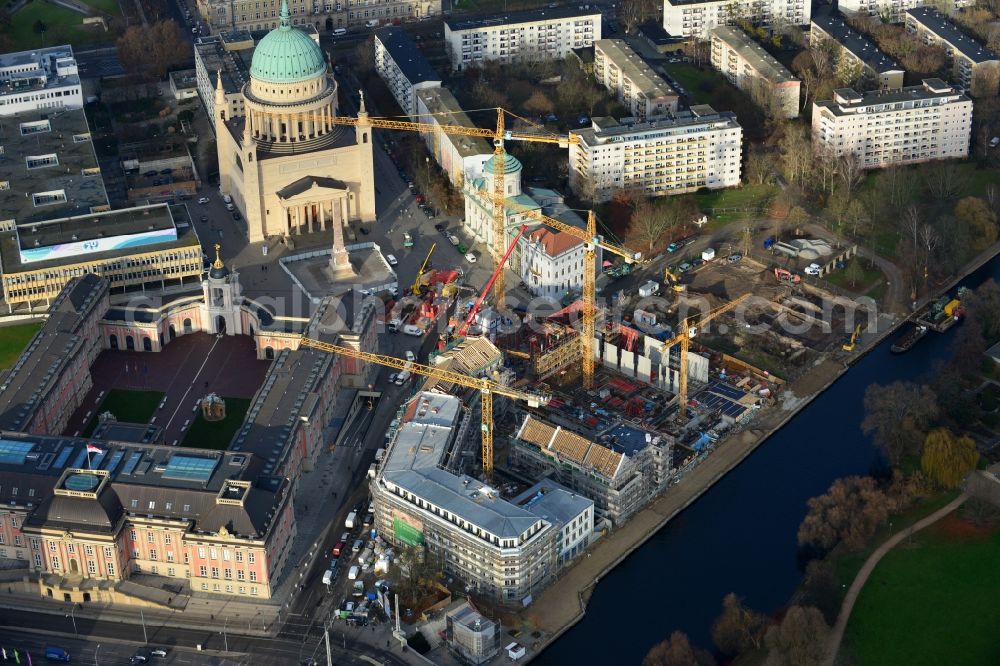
216,0,375,258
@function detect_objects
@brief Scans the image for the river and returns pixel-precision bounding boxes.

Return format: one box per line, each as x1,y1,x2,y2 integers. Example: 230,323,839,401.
534,255,1000,664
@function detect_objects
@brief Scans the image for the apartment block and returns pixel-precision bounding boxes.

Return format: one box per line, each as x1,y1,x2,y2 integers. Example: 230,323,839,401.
710,26,800,119
905,8,1000,94
444,6,601,71
569,110,743,203
838,0,970,23
414,88,492,187
812,79,972,169
197,0,438,34
374,26,441,117
371,392,594,602
662,0,811,40
811,10,905,91
593,39,679,121
0,45,82,116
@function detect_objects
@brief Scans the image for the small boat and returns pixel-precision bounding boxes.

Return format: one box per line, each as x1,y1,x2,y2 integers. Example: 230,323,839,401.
891,324,928,353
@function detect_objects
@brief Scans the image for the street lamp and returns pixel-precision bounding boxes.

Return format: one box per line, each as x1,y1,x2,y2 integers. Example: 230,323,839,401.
95,644,101,666
223,616,229,652
66,606,78,634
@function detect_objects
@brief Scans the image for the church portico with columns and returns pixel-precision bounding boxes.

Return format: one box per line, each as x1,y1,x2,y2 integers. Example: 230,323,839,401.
216,0,375,245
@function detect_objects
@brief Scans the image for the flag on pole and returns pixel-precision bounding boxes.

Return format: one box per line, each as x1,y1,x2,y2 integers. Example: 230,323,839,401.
86,444,103,454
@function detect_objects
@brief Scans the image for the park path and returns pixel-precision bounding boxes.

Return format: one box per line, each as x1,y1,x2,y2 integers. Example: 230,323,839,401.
823,492,969,666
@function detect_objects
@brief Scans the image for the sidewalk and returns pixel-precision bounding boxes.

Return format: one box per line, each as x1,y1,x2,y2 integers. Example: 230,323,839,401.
822,492,969,666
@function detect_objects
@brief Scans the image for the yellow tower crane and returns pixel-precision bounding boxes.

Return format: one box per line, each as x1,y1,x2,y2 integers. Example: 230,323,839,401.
299,338,549,477
281,102,578,309
471,195,641,389
659,293,754,423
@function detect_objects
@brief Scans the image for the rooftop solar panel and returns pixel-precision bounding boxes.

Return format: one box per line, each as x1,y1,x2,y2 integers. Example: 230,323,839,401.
103,450,125,473
0,439,34,465
69,447,89,469
162,455,218,482
52,446,73,469
122,452,142,474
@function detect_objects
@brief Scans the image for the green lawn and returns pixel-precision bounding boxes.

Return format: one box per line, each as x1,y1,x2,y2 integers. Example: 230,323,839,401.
824,257,883,294
844,512,1000,666
9,2,113,51
181,397,251,450
0,322,42,371
662,62,766,139
83,389,165,436
695,184,779,213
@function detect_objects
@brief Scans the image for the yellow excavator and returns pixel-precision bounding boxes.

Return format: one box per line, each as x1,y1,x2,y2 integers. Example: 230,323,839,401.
411,243,436,296
842,324,862,352
664,266,687,293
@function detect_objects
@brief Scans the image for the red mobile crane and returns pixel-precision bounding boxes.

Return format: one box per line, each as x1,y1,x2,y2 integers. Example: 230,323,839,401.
457,225,529,338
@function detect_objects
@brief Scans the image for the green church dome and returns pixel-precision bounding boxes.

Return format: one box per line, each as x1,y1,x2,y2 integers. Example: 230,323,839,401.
250,0,327,84
482,152,522,175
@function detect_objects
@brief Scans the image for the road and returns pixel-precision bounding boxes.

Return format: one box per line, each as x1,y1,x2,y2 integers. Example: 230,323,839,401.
0,607,412,665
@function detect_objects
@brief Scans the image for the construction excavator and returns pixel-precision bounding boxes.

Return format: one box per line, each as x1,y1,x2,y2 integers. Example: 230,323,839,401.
664,266,687,293
411,244,436,296
842,323,862,352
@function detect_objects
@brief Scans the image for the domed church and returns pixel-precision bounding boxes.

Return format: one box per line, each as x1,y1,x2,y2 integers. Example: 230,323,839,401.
216,0,375,264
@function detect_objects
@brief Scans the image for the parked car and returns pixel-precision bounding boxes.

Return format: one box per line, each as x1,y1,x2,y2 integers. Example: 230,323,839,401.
352,539,363,552
198,197,210,204
387,372,398,384
385,254,398,266
465,252,477,263
150,648,168,658
232,211,241,221
678,262,692,272
804,263,822,276
727,253,743,263
225,203,235,211
447,234,460,246
434,223,446,233
143,170,157,178
405,350,415,362
348,565,360,580
332,542,345,557
44,647,71,662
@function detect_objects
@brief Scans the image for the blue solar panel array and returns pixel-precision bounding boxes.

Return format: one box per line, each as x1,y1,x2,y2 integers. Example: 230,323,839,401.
122,452,143,475
707,380,745,401
69,448,89,469
700,392,747,419
0,440,34,465
52,446,74,470
103,450,125,473
162,455,218,482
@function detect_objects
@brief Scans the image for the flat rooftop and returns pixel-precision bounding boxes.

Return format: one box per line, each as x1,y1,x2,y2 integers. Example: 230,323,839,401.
0,274,106,432
811,10,902,75
816,78,969,116
576,109,740,144
231,347,332,475
194,36,253,96
514,480,592,527
906,7,999,64
710,26,797,84
595,39,678,100
445,5,600,31
0,45,80,102
375,27,441,86
0,203,200,275
0,430,287,538
0,107,107,223
414,88,492,158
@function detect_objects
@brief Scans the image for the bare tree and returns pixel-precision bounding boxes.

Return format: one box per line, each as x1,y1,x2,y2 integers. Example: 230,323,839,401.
745,148,776,186
628,198,695,252
862,381,940,466
837,153,864,200
971,63,1000,98
923,162,968,200
919,223,940,285
644,631,716,666
712,593,769,657
763,606,829,666
619,0,658,32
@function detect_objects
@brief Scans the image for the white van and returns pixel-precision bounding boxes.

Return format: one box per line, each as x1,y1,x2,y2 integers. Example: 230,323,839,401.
402,324,423,337
222,193,232,204
365,19,379,27
332,27,347,36
385,254,398,266
348,565,360,580
387,319,402,333
345,511,357,529
323,569,334,586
